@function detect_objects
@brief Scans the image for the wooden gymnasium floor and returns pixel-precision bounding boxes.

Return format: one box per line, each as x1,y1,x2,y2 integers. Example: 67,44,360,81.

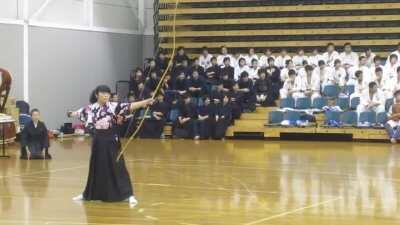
1,138,400,225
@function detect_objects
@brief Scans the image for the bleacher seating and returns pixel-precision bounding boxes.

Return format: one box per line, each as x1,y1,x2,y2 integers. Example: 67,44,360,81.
156,0,400,55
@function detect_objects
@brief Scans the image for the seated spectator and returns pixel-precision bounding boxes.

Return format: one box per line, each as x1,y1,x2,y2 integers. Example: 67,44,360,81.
214,95,233,139
237,72,256,112
190,57,205,78
155,50,169,73
173,46,190,67
234,58,249,81
197,96,215,139
357,82,385,115
174,95,200,140
280,69,297,99
205,56,220,88
199,46,213,69
280,59,296,81
293,49,308,68
244,48,259,66
146,70,161,92
20,109,51,160
349,70,368,101
173,72,188,96
254,70,273,106
140,93,169,139
220,57,235,81
385,90,400,144
275,49,291,69
259,48,275,68
187,70,206,106
265,57,282,102
293,65,321,100
248,59,259,80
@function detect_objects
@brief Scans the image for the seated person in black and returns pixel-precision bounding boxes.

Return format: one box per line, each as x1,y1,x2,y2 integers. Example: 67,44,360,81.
210,82,224,105
190,58,206,78
221,73,235,94
214,95,233,139
20,109,51,160
265,57,282,103
140,93,169,139
205,57,220,88
144,59,160,77
187,70,205,106
135,82,151,100
237,71,257,112
146,70,160,92
174,95,200,140
197,96,215,139
255,69,274,106
173,72,188,96
129,68,145,93
230,84,243,121
173,46,190,68
220,57,235,81
155,50,169,74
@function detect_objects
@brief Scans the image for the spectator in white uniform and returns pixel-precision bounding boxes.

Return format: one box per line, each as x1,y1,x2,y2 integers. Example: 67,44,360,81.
292,49,309,68
361,48,376,68
385,43,400,66
245,48,259,66
248,58,260,80
349,70,369,101
313,60,335,89
280,69,297,99
199,46,213,69
259,48,274,68
234,58,249,81
383,54,399,81
275,49,291,69
280,59,296,81
293,65,321,100
357,81,385,115
340,42,359,77
322,43,340,67
333,59,347,87
309,48,324,68
217,46,234,66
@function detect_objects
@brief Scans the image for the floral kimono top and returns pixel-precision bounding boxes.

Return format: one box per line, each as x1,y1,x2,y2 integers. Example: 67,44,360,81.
75,102,131,130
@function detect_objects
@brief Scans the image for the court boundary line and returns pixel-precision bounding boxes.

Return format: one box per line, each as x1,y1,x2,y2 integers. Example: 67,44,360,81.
244,197,342,225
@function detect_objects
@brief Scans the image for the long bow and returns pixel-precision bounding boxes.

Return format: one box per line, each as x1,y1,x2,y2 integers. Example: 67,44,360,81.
117,0,180,161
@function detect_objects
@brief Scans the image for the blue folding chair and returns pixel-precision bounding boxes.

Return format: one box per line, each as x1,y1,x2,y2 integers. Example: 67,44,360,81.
385,98,394,112
280,97,295,109
359,111,376,125
341,111,357,126
350,97,360,110
343,85,355,96
376,112,388,125
323,85,340,98
337,97,350,111
268,111,284,125
312,97,327,110
284,111,301,121
296,97,312,110
324,111,342,127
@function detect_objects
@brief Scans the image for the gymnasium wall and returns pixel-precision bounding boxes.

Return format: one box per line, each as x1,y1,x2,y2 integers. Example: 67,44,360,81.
0,24,24,100
28,27,142,129
0,24,143,129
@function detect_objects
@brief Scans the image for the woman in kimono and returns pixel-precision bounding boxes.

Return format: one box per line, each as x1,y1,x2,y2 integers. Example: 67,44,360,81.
20,109,51,160
68,85,153,206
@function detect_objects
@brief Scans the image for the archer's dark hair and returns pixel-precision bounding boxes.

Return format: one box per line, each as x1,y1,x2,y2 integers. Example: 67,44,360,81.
90,85,112,104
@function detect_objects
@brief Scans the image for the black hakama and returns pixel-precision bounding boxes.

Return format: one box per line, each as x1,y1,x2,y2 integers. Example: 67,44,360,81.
83,129,133,202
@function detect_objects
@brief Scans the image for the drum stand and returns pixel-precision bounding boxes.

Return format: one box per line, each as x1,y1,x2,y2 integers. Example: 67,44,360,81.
0,123,10,158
